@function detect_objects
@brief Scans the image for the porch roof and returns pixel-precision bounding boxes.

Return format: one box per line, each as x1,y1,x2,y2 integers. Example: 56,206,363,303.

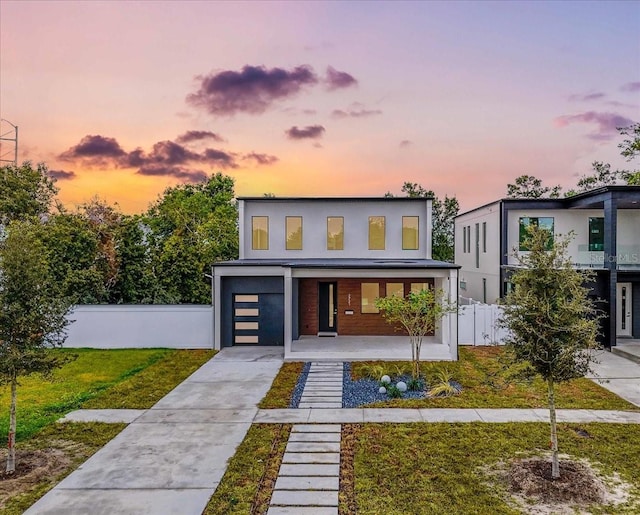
214,258,459,269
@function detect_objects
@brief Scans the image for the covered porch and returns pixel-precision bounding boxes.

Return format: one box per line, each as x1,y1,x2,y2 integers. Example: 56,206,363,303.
286,335,455,362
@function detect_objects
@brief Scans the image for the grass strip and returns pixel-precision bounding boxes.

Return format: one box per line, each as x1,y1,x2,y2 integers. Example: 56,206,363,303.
204,423,291,514
350,422,640,514
258,362,304,409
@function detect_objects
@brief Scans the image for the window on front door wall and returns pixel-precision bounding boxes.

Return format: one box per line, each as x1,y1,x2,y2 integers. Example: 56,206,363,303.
361,282,380,313
252,216,269,250
386,282,404,298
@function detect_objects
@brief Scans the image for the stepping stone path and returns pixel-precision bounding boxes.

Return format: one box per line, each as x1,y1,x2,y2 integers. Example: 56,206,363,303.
268,424,341,515
268,363,343,514
298,362,344,409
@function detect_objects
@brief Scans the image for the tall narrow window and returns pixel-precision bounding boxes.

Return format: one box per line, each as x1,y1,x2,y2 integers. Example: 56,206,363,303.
589,217,604,251
482,222,487,253
519,217,554,251
327,217,344,250
361,283,380,313
252,216,269,250
482,278,487,304
369,216,385,250
286,216,303,250
466,225,471,253
402,216,419,250
463,226,467,253
475,223,480,268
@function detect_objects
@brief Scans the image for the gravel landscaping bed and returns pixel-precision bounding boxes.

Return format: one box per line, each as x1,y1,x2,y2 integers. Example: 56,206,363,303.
342,362,427,408
288,362,311,408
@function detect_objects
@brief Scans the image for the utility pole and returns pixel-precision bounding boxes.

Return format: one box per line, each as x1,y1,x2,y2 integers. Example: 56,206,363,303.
0,119,18,165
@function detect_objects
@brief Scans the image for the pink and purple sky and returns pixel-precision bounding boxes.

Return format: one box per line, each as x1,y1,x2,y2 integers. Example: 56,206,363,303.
1,0,639,213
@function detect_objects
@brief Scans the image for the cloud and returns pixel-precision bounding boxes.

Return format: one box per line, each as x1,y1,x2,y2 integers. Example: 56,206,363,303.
59,134,240,180
187,65,319,116
243,152,279,165
568,92,606,102
176,130,225,143
331,102,382,119
59,135,126,163
325,66,357,90
136,164,208,183
399,140,412,148
282,107,318,116
285,125,326,140
621,81,640,92
48,169,76,180
554,111,634,140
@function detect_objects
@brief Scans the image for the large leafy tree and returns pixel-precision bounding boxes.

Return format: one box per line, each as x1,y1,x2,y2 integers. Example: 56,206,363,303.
0,162,57,224
0,221,72,473
506,174,562,199
376,287,456,379
145,173,239,303
386,182,459,262
499,227,600,479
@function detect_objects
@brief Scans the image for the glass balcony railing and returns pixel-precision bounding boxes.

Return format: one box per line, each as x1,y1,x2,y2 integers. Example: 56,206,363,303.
575,244,640,269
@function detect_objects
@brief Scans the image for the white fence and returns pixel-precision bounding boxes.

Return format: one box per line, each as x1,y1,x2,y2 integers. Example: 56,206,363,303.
458,303,509,345
64,305,214,349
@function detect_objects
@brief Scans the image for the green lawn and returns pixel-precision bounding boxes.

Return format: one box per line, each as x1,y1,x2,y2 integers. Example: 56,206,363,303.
0,348,214,512
258,362,304,409
350,346,638,410
0,348,214,441
345,423,640,514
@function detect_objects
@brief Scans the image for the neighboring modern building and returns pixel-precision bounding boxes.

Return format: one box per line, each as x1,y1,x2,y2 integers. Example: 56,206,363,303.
212,197,459,360
454,186,640,348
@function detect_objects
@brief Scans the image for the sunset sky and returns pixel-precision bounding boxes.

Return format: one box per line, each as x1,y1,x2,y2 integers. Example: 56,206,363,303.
1,0,639,214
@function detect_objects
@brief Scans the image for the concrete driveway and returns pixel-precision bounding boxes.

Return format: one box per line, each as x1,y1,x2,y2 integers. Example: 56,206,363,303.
26,346,283,515
588,349,640,407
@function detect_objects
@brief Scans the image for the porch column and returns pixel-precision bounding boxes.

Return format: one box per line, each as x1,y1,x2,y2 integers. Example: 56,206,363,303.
283,268,293,357
604,196,618,348
213,272,222,351
448,268,459,360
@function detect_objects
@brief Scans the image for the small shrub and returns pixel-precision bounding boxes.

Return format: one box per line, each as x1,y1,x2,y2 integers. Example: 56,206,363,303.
386,385,403,398
428,368,462,397
406,377,425,391
359,363,386,380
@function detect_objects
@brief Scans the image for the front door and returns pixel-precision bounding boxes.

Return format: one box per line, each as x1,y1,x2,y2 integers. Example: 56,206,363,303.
318,282,338,334
617,282,633,337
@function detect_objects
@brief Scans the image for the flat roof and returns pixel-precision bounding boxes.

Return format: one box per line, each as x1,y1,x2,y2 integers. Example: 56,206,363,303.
213,258,459,269
237,196,434,202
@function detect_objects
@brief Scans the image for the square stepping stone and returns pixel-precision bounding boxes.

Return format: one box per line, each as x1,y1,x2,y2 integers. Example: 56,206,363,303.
274,475,340,491
289,432,341,443
286,442,340,453
282,452,340,464
292,424,341,433
270,490,338,507
278,464,340,476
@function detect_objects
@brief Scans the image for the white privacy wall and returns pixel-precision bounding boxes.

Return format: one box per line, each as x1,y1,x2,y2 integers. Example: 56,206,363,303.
64,305,214,349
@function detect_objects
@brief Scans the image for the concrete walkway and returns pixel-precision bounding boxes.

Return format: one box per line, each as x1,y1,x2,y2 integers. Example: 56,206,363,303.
26,347,284,515
587,349,640,407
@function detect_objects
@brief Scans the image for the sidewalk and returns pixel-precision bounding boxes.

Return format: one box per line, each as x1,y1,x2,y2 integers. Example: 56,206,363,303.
587,348,640,406
26,347,284,515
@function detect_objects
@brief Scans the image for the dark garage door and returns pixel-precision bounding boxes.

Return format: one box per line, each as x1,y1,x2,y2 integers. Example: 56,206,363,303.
233,293,284,345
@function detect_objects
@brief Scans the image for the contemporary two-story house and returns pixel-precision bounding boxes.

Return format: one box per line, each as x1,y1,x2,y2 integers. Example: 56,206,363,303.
212,197,459,361
454,186,640,348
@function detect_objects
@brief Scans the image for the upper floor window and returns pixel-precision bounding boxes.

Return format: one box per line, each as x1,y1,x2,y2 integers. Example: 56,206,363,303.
519,217,554,251
482,222,487,253
327,217,344,250
286,216,303,250
369,216,385,250
402,216,419,250
463,226,467,253
589,217,604,251
252,216,269,250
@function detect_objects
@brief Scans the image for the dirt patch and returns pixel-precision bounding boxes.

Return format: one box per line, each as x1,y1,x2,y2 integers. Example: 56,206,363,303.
0,448,71,509
489,455,632,514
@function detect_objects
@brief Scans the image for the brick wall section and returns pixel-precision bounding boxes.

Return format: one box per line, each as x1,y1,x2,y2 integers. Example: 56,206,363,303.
299,277,435,336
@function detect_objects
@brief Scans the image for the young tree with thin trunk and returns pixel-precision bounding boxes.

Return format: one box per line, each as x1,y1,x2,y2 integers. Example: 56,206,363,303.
376,287,456,379
0,221,72,474
499,227,600,479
